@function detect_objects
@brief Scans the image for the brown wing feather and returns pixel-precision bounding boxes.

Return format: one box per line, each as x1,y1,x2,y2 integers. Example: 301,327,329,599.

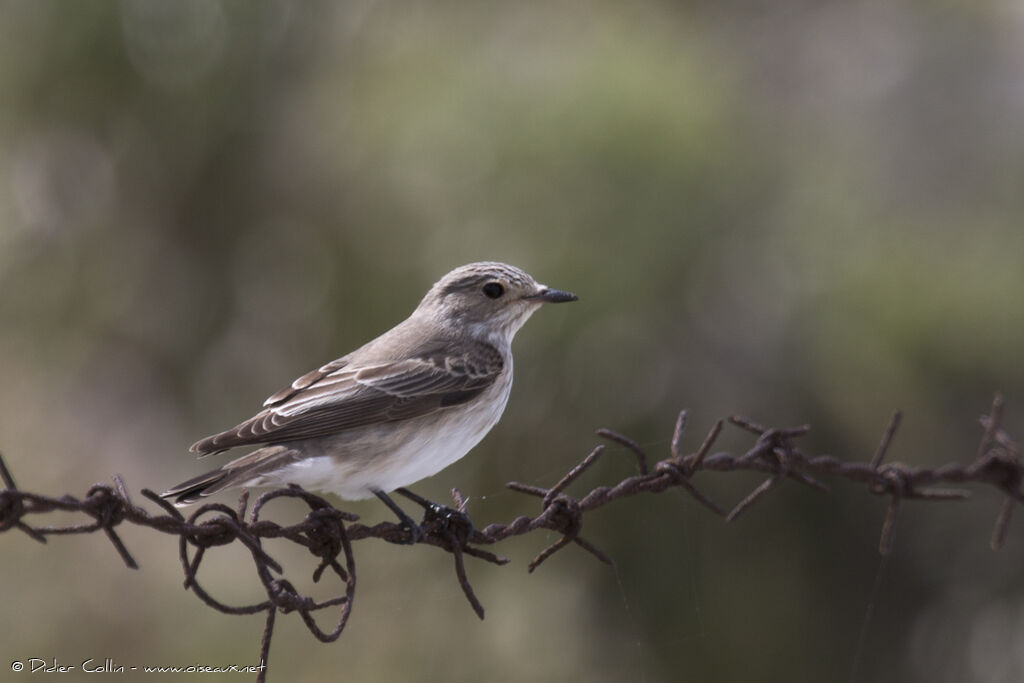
263,357,350,407
190,341,503,454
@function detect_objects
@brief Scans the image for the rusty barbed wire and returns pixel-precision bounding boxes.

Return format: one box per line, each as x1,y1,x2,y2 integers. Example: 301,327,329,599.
0,394,1020,682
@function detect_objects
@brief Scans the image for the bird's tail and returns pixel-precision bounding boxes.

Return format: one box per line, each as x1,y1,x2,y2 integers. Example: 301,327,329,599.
160,445,300,507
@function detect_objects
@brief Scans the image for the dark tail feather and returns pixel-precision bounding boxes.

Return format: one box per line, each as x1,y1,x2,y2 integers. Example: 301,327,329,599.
160,468,235,507
161,445,299,507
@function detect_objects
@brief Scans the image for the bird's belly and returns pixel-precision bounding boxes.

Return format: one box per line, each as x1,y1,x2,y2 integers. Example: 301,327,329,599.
272,378,512,499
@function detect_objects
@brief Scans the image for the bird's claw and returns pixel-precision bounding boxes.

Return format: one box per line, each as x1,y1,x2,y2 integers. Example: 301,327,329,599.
398,518,425,545
423,503,475,547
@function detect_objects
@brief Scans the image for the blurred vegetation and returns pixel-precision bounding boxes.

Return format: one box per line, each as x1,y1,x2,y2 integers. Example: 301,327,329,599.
2,1,1023,681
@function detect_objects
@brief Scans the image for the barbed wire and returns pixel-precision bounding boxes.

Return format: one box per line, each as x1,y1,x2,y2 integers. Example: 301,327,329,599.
0,394,1019,682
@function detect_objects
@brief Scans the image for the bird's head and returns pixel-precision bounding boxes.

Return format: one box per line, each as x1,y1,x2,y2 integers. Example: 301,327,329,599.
415,262,577,343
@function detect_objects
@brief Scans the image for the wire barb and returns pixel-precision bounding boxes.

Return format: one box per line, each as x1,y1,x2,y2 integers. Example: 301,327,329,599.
596,429,649,474
871,410,904,469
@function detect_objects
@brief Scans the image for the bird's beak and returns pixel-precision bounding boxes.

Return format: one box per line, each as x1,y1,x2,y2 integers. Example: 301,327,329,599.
524,287,578,303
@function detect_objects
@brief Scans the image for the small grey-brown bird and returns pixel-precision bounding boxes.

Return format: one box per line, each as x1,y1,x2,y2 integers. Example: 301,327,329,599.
161,262,576,539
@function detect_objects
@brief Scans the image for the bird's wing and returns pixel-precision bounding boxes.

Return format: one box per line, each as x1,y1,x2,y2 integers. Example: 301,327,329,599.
190,341,504,454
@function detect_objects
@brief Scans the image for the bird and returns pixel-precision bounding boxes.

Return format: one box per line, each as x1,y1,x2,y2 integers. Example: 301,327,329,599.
161,261,577,541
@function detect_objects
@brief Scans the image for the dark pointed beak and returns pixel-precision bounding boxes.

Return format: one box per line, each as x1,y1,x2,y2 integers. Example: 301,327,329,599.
524,287,578,303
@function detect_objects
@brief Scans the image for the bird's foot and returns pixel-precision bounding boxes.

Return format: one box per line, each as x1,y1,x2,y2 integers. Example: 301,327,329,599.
422,502,475,547
396,487,475,547
396,517,426,545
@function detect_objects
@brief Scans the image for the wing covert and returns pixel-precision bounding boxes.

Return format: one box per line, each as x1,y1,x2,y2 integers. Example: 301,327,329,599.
190,341,503,454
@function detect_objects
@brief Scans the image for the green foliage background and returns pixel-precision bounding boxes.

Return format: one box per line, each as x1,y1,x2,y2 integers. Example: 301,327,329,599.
2,1,1023,681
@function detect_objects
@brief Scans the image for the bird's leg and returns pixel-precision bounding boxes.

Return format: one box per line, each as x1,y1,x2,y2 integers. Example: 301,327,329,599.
395,487,475,546
372,489,424,544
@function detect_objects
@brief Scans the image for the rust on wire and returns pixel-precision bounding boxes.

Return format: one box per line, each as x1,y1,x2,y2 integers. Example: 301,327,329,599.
0,394,1020,681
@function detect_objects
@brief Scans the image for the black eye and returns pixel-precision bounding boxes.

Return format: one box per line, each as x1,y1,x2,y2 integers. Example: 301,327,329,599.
482,282,504,299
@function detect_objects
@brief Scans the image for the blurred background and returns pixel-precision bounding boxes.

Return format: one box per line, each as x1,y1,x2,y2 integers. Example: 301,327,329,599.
2,1,1024,681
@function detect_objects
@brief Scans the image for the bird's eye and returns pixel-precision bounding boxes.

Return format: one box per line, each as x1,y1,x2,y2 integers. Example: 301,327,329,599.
482,282,504,299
